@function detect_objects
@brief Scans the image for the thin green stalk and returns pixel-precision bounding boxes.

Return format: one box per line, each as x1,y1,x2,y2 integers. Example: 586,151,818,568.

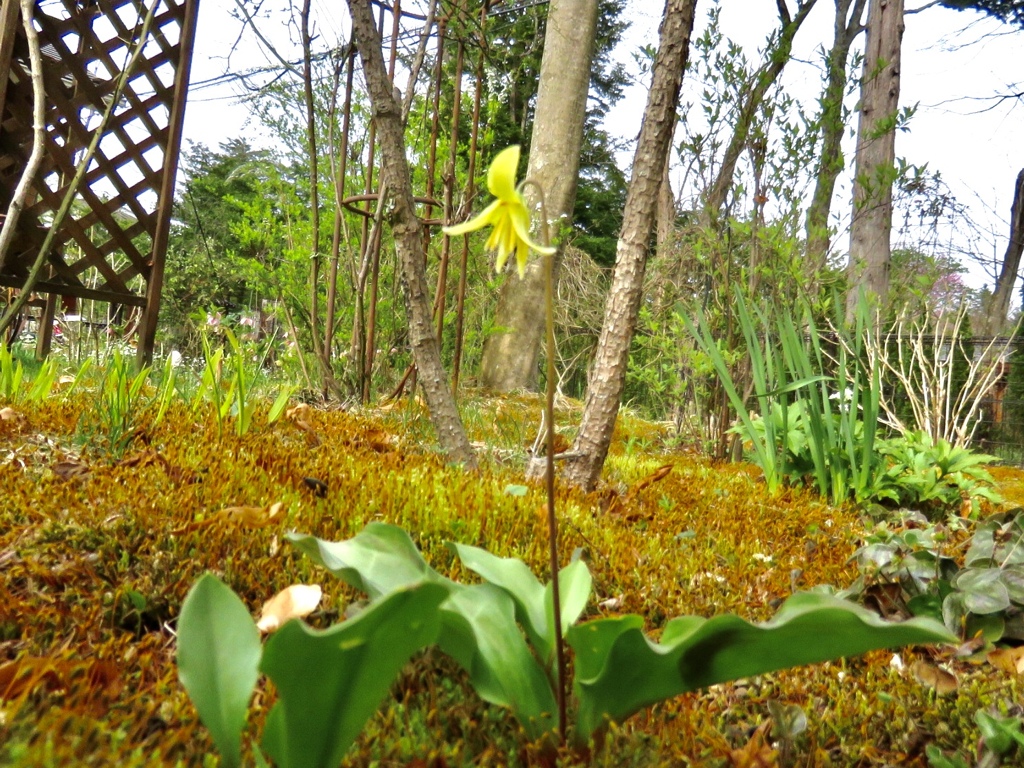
523,179,566,744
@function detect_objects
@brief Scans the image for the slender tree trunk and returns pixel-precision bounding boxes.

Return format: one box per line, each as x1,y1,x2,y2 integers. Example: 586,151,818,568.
845,0,904,320
300,0,322,359
804,0,868,271
985,168,1024,335
347,0,477,468
656,150,675,253
701,0,818,225
478,0,600,392
561,0,698,491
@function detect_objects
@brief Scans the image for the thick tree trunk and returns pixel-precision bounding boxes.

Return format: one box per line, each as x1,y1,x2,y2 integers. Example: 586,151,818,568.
804,0,868,271
347,0,477,468
845,0,904,320
561,0,698,491
985,168,1024,335
701,0,818,225
478,0,599,392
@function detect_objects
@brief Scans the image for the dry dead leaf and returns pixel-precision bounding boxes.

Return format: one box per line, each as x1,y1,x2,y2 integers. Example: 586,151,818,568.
0,406,20,421
52,459,90,481
173,502,284,536
0,657,121,705
911,659,958,694
257,584,322,633
219,501,284,528
729,720,777,767
987,646,1024,675
626,464,673,500
286,403,310,420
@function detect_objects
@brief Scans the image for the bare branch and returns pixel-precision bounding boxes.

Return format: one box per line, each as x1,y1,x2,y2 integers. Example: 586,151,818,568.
0,0,46,277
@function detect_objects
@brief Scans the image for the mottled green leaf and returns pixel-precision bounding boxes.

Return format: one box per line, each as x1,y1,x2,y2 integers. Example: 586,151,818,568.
568,592,953,745
259,582,447,768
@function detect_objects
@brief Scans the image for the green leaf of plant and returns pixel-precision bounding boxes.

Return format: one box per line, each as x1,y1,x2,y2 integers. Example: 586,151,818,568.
287,523,450,599
954,568,1011,614
259,582,448,768
176,574,262,768
568,592,953,746
290,524,556,738
545,560,593,645
975,710,1024,755
451,544,592,664
1001,566,1024,604
438,584,556,739
450,543,547,651
267,386,294,424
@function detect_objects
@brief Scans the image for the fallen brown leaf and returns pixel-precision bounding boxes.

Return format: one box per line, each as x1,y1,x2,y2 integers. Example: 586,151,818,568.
626,464,673,500
911,659,958,694
730,721,778,767
257,584,323,633
52,459,90,481
173,501,285,535
987,646,1024,675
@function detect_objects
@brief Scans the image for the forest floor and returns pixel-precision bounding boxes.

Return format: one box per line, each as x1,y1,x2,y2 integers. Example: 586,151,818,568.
1,392,1022,766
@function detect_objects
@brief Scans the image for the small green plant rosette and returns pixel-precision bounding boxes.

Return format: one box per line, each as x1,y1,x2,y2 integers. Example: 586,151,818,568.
289,522,955,749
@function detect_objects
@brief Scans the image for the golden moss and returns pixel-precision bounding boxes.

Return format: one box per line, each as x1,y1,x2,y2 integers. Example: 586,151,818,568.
0,394,1021,765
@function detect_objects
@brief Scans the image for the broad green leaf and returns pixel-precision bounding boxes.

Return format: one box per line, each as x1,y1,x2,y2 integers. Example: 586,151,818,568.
176,574,262,768
290,525,556,738
451,543,547,652
288,523,450,599
544,560,593,646
955,568,1011,614
976,710,1024,755
259,582,447,768
439,584,556,738
1002,566,1024,603
453,543,592,667
568,592,954,745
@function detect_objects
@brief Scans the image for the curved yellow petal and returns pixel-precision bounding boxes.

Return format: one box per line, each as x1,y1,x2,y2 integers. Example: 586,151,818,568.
442,199,502,237
487,145,520,202
508,202,557,256
515,238,529,278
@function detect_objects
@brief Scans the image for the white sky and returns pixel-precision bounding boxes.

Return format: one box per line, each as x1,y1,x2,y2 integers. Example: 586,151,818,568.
181,1,1023,293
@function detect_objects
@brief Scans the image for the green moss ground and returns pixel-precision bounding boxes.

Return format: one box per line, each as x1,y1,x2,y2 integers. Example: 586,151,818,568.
0,393,1020,766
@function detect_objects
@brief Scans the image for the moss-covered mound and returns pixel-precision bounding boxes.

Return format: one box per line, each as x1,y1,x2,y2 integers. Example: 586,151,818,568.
0,394,1020,766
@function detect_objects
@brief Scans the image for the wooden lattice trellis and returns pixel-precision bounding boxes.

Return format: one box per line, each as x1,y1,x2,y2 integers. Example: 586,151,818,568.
0,0,198,362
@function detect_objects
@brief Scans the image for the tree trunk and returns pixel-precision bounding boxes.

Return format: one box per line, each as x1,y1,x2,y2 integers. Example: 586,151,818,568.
478,0,599,392
845,0,904,320
701,0,818,226
656,150,675,253
560,0,698,491
984,168,1024,335
346,0,477,468
804,0,868,271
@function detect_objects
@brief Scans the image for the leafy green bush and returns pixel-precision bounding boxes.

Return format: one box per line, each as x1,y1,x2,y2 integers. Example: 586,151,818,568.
688,293,889,504
849,510,1024,642
878,432,1002,518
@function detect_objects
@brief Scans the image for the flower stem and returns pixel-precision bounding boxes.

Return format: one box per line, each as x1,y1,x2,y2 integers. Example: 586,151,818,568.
524,179,566,744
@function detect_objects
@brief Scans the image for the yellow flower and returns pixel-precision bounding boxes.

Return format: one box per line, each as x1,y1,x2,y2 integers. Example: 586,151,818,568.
443,145,555,278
